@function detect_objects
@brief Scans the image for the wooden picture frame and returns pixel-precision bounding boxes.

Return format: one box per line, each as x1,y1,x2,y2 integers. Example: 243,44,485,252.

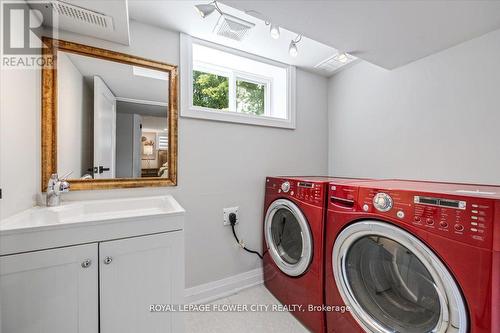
41,37,178,191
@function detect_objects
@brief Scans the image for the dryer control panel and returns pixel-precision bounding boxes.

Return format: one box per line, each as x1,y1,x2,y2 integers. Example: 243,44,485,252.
357,187,494,249
266,177,325,207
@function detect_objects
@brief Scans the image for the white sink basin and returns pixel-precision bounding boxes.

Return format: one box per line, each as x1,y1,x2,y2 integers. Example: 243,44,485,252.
0,208,60,230
1,195,184,232
52,195,184,224
0,195,185,255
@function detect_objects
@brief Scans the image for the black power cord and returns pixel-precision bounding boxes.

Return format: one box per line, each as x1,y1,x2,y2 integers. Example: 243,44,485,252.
229,212,264,260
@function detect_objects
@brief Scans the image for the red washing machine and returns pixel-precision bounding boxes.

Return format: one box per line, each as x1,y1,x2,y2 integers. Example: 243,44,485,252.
263,176,371,333
325,179,500,333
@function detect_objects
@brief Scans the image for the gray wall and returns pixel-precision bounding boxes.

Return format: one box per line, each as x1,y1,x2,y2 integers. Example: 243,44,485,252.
0,61,40,219
328,28,500,185
0,21,329,288
116,113,142,178
57,52,93,178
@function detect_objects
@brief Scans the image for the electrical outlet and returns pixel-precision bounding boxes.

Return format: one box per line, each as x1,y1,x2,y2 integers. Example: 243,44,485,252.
223,206,239,226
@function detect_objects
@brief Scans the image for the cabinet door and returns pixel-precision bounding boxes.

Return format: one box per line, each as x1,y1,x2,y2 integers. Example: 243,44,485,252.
0,244,98,333
100,232,184,333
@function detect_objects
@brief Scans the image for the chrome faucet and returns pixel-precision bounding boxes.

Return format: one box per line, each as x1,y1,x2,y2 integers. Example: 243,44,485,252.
46,173,70,207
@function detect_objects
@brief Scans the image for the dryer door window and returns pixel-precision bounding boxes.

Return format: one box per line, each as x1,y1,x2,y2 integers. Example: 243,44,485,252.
265,199,313,277
270,208,303,264
332,221,468,333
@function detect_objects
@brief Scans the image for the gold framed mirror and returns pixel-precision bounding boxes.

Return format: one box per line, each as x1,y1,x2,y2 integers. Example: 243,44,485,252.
41,37,178,191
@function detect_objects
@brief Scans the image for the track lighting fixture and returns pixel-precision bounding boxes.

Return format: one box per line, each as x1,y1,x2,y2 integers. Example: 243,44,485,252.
194,1,222,18
269,24,280,39
195,3,305,57
244,9,281,40
289,35,302,57
289,41,298,57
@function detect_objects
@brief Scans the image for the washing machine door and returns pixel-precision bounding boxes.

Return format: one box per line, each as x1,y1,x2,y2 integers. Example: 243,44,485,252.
264,199,313,277
332,220,468,333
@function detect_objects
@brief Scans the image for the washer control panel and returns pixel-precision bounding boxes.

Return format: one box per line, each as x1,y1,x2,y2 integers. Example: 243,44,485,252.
373,192,393,212
266,178,324,206
357,187,494,249
281,181,291,193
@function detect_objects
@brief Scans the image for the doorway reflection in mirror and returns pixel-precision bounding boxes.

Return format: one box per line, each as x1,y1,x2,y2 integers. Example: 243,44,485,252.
56,50,169,180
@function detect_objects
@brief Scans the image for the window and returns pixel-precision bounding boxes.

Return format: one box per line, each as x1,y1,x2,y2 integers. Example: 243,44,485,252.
181,34,296,129
236,78,266,116
192,70,229,110
158,135,168,150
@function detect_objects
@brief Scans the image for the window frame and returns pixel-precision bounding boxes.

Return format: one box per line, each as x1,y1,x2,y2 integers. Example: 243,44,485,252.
180,34,296,129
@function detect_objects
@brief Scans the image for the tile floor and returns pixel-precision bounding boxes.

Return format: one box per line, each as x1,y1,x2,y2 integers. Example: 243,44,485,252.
186,285,310,333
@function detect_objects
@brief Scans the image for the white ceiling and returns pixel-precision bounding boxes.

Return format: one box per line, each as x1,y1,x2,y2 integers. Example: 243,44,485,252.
141,116,168,133
127,0,341,76
223,0,500,69
62,51,169,103
117,101,167,118
44,1,500,72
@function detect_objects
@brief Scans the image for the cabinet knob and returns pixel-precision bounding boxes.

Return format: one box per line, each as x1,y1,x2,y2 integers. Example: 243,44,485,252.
103,256,113,265
81,259,92,268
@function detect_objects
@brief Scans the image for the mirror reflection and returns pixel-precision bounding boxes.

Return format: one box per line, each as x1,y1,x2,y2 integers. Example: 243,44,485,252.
56,51,169,180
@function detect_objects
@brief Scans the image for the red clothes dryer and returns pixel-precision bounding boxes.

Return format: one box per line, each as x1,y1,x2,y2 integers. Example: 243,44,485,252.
325,179,500,333
263,176,370,333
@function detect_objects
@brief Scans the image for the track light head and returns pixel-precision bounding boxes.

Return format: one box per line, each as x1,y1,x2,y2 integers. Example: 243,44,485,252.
195,4,216,18
269,24,280,39
289,35,302,57
289,40,298,57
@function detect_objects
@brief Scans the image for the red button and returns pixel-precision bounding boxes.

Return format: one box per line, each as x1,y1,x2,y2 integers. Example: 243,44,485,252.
414,216,421,222
454,224,464,232
439,221,448,228
426,218,434,225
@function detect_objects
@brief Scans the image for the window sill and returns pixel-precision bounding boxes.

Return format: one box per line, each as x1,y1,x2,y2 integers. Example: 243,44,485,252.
181,107,296,129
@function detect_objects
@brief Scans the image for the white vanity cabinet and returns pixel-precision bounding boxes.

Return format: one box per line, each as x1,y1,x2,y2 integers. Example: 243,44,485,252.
0,196,186,333
0,231,184,333
0,244,99,333
99,231,184,333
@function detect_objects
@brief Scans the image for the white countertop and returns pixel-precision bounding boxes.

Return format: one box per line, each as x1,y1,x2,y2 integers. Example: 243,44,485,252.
0,195,185,256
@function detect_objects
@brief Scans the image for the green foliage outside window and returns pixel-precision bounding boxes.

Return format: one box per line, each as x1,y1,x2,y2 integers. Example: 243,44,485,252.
192,70,266,115
192,70,229,109
236,80,265,116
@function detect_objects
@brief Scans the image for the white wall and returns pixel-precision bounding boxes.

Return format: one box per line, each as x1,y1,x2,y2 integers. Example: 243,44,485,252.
328,28,500,185
0,20,329,289
57,52,93,178
0,67,40,219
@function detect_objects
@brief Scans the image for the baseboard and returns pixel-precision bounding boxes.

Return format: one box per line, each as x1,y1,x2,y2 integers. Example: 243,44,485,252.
184,267,264,304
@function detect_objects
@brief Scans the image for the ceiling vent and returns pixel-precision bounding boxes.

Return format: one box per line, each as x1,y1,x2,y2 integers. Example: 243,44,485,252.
51,0,114,31
213,13,255,41
314,53,357,75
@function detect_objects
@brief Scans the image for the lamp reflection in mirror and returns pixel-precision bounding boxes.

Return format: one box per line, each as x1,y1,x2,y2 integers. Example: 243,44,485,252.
143,145,154,156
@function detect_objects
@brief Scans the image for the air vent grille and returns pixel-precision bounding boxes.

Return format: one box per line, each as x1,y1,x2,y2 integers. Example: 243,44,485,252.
315,57,344,73
315,53,357,75
52,1,114,31
213,13,255,41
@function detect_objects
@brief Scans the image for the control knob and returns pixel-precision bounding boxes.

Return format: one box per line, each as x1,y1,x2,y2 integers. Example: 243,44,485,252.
281,181,291,193
373,192,393,212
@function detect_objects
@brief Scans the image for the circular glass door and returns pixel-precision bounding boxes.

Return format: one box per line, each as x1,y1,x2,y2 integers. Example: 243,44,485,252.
265,199,312,276
333,221,468,333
